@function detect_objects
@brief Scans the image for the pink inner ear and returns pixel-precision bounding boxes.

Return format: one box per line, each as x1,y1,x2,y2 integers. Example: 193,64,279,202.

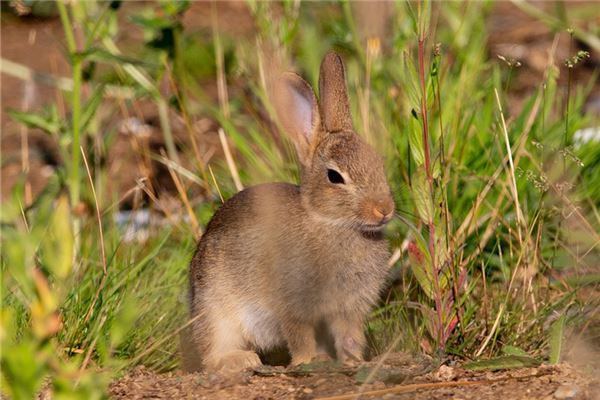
290,86,314,142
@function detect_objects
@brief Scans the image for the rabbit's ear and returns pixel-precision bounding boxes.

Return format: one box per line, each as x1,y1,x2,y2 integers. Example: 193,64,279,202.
274,72,322,167
319,52,353,133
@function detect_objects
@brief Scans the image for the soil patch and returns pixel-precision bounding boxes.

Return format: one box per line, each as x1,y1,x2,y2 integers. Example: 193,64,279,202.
109,353,599,400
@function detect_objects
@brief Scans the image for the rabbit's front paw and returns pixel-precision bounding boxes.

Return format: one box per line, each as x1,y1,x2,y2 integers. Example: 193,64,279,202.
213,350,262,373
290,352,331,367
330,318,366,364
290,351,319,366
339,336,364,364
285,320,320,366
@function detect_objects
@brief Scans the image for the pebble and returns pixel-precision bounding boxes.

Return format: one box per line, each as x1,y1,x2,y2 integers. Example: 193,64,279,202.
554,384,580,400
435,365,457,381
302,388,313,394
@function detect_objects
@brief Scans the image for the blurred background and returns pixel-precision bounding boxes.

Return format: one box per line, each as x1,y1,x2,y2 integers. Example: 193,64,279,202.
1,1,599,398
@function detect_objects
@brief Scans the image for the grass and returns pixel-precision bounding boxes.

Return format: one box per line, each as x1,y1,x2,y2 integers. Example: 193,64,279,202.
1,0,599,398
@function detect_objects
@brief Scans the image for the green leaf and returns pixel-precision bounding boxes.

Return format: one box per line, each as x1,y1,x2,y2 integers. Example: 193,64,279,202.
395,213,437,299
162,0,190,16
288,360,340,373
464,355,540,371
408,110,425,166
549,315,566,365
3,228,37,301
79,84,105,134
8,107,61,135
109,297,138,349
417,0,432,39
0,341,47,400
501,345,530,357
434,222,449,272
52,358,109,400
129,15,173,30
411,169,433,224
403,51,422,111
407,239,434,299
40,195,73,279
78,47,155,68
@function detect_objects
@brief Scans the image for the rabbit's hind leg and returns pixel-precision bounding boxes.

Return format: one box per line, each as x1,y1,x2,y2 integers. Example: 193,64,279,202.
204,309,262,373
209,350,262,373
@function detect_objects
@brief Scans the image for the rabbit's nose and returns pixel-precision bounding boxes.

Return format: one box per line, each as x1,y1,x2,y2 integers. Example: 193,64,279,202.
373,198,394,224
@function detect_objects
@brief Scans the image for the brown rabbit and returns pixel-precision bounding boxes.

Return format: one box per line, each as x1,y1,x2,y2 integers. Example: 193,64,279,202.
188,52,395,372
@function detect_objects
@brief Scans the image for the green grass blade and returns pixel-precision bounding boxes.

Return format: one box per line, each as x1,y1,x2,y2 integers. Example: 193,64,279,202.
548,314,566,365
464,355,540,371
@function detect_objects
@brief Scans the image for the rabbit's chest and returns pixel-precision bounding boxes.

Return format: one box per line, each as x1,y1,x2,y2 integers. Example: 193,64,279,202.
271,231,389,316
298,254,387,314
240,303,284,349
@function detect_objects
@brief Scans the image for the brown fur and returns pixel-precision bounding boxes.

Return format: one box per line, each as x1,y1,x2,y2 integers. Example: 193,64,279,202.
188,52,395,372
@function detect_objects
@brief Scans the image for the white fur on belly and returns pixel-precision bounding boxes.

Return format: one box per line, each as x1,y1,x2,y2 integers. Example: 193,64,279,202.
239,303,283,350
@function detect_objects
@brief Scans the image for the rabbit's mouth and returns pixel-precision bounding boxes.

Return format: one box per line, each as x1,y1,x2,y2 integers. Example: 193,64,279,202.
359,222,388,232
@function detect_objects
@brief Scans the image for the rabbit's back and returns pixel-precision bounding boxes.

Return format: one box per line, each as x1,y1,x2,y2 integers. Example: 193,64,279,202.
189,182,303,295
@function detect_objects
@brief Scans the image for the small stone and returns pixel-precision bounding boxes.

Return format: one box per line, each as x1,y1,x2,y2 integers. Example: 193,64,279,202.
302,388,313,394
554,384,580,400
435,365,456,381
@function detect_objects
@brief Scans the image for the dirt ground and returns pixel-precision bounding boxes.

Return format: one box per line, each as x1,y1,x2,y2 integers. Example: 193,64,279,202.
109,352,599,400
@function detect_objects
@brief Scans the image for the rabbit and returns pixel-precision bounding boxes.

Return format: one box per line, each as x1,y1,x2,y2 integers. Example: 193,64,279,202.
188,51,395,373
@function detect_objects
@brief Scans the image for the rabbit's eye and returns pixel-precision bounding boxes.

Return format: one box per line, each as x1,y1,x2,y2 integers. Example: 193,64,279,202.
327,169,345,184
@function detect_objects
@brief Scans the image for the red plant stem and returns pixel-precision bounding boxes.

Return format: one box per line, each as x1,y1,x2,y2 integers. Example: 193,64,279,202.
418,34,444,350
419,40,433,187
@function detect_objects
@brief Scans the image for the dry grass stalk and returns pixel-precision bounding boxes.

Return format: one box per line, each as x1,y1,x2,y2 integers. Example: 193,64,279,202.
161,149,202,239
208,165,225,204
218,128,244,192
81,147,109,325
494,88,526,246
